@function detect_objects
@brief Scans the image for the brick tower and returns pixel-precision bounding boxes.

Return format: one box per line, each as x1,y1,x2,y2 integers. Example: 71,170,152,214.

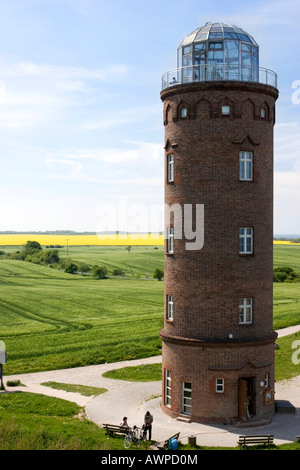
160,23,279,423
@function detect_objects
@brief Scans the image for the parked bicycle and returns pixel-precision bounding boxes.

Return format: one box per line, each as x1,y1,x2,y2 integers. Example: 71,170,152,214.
123,425,147,448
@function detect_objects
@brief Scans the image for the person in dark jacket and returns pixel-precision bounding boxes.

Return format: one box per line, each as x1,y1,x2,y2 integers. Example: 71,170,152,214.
144,411,153,440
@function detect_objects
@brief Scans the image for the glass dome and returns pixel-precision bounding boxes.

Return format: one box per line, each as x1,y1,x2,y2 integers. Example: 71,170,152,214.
162,23,277,89
177,23,259,81
177,23,259,83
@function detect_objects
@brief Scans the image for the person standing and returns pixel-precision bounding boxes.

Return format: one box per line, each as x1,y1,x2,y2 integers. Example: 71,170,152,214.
144,411,153,440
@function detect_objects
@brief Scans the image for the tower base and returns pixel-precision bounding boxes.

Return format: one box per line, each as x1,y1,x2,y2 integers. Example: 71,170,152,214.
160,331,277,424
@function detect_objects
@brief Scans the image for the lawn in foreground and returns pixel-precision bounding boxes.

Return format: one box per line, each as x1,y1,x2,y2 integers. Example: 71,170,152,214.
0,392,299,451
0,392,125,450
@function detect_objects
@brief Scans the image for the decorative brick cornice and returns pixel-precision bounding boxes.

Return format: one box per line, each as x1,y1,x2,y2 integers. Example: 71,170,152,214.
159,329,278,348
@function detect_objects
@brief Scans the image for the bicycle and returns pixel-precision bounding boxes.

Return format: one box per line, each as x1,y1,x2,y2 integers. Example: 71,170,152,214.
123,425,147,449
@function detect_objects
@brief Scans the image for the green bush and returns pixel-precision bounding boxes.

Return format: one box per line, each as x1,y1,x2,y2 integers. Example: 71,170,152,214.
92,265,108,279
273,266,298,283
153,268,164,281
64,263,78,274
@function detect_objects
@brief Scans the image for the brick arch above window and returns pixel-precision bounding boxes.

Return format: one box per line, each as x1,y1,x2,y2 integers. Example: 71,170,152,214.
241,98,256,119
218,97,235,117
260,100,270,121
164,103,173,126
232,134,260,147
195,98,212,119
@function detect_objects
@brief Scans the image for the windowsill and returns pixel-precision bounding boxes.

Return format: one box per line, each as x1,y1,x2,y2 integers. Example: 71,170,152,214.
239,252,254,256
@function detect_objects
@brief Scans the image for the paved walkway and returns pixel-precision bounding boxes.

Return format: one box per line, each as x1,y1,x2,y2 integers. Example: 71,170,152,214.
3,325,300,448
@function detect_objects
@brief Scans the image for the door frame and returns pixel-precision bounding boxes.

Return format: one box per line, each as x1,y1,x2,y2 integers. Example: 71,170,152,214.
238,377,256,419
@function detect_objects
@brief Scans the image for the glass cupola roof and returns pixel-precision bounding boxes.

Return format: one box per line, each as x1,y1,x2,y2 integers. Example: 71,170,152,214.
162,22,277,89
179,23,258,48
177,22,259,84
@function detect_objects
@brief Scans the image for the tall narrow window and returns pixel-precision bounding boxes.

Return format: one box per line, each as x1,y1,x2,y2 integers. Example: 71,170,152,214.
167,295,174,320
239,298,253,324
167,154,174,182
265,373,270,388
182,382,192,415
239,227,253,254
239,151,253,181
216,378,224,393
167,227,174,253
165,369,171,406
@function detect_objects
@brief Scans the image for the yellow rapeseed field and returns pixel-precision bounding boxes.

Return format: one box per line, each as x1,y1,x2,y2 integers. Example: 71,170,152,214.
273,240,300,245
0,234,165,246
0,234,299,247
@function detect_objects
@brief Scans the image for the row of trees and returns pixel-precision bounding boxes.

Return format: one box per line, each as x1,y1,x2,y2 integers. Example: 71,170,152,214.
1,241,164,280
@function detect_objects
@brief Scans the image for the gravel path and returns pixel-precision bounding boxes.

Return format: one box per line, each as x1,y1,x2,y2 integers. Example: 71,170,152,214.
3,325,300,447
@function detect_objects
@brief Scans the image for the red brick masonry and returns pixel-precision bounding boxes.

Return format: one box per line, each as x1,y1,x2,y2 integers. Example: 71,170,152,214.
160,81,279,423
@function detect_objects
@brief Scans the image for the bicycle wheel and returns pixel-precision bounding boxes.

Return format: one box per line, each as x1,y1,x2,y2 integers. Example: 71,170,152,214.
124,434,132,449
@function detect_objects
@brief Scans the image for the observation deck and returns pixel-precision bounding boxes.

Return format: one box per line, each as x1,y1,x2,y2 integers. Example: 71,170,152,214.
162,64,277,90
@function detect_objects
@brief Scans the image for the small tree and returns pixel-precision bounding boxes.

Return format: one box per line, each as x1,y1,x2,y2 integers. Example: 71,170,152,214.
23,240,42,257
65,262,78,274
153,268,164,281
92,265,108,279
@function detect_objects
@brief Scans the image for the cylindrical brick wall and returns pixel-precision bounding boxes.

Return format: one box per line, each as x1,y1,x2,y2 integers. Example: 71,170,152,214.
160,81,278,423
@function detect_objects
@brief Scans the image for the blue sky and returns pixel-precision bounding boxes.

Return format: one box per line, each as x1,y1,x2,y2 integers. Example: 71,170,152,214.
0,0,299,234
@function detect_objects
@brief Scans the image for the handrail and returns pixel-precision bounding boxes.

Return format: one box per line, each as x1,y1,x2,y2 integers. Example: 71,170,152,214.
162,64,277,90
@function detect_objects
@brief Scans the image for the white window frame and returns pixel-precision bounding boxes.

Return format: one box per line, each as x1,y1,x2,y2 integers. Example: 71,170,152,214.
182,382,192,415
239,227,253,254
167,227,174,253
167,295,174,320
239,297,253,324
239,151,253,181
216,378,224,393
167,154,174,182
165,369,171,406
265,373,270,388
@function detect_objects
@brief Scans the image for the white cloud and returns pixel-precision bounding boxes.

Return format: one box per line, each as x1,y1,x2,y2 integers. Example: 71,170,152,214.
2,61,128,82
45,140,163,183
274,169,300,233
0,60,128,129
274,122,300,163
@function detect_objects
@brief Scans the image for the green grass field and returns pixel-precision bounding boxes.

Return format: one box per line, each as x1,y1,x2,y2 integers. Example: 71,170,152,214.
0,244,299,376
0,257,163,375
0,244,299,451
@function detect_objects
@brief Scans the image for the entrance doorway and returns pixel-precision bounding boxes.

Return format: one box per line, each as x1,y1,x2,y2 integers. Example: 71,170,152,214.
238,377,256,420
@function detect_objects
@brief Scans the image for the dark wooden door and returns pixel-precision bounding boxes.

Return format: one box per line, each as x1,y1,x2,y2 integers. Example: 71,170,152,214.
238,379,248,420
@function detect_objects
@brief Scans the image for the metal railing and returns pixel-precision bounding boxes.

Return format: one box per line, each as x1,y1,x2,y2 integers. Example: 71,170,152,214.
162,64,277,90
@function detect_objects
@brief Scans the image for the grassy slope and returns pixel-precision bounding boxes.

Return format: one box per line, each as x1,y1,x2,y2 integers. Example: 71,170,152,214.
0,244,299,450
0,258,163,375
62,244,164,277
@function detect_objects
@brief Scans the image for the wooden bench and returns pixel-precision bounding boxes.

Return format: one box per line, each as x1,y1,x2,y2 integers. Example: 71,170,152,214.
156,432,180,450
238,434,274,447
103,424,130,436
